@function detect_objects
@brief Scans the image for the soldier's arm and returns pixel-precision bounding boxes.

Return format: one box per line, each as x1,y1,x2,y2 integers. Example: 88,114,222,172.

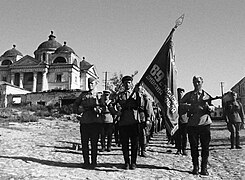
239,102,245,123
205,94,215,112
73,93,83,114
179,92,192,112
144,97,152,121
223,103,229,123
109,96,122,116
108,102,118,116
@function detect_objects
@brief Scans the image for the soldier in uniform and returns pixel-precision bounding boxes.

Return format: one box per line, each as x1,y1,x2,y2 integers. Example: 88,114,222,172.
73,77,102,169
135,83,153,157
175,88,189,155
224,91,245,149
114,75,139,170
179,76,215,176
100,90,114,152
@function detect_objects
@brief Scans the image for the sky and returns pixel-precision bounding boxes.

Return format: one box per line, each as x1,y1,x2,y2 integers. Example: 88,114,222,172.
0,0,245,106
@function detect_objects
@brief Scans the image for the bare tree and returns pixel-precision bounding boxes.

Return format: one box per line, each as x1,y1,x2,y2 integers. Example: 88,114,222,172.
107,71,138,97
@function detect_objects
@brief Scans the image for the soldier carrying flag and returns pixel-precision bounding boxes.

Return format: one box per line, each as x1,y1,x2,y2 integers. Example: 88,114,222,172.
138,14,184,138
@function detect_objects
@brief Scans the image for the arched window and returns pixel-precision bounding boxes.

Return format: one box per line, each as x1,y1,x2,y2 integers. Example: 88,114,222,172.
53,57,66,63
2,59,12,65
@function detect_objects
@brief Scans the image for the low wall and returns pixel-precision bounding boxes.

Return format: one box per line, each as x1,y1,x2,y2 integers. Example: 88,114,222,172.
7,90,83,108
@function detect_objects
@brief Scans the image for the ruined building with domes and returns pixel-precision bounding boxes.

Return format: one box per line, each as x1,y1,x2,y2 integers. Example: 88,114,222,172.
0,31,99,107
0,31,98,92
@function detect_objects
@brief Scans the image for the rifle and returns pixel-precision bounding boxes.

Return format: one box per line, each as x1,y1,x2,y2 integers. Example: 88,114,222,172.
202,96,222,103
187,96,222,117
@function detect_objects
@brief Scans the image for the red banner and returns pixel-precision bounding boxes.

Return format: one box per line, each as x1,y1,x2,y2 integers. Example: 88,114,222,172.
139,28,179,136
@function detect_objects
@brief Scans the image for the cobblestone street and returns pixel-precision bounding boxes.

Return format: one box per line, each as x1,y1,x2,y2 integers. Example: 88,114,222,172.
0,118,245,180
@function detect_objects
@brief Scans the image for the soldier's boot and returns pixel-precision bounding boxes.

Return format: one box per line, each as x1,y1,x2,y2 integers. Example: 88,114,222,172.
141,145,147,157
200,159,209,176
137,144,141,155
182,149,188,156
90,149,98,169
100,139,106,152
107,141,112,152
123,150,130,170
192,159,199,175
82,151,90,168
236,135,242,149
131,150,137,170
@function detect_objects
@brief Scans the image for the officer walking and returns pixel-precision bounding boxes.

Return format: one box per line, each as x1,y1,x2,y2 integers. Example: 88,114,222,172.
179,76,215,176
115,75,139,170
73,77,102,169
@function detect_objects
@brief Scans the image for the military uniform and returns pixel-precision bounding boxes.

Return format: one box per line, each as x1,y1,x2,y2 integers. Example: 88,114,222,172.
180,89,214,175
137,92,153,157
100,90,115,152
116,88,138,169
224,92,245,149
175,103,188,155
115,75,139,170
73,90,102,168
175,88,189,155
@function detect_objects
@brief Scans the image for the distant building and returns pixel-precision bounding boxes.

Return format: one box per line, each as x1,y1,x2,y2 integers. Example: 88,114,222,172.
0,81,30,107
0,31,99,107
0,31,99,93
230,77,245,109
210,105,223,120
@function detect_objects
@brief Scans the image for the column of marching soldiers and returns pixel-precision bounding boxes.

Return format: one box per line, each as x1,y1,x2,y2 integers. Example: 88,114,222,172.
72,75,177,171
73,75,245,175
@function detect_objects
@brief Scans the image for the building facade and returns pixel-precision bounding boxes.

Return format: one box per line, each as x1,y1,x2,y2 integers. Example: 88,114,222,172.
0,31,98,93
231,77,245,109
0,81,31,107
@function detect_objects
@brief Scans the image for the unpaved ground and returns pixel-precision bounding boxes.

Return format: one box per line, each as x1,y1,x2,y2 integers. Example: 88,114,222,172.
0,118,245,180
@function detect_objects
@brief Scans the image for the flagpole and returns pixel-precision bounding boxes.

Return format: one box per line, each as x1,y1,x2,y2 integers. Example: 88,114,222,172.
135,14,184,136
161,14,185,48
138,14,185,86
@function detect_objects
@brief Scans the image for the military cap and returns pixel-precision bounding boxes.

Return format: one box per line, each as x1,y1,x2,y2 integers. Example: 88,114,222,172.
88,77,96,83
231,91,237,96
192,75,203,82
122,75,133,83
177,88,185,92
103,90,111,95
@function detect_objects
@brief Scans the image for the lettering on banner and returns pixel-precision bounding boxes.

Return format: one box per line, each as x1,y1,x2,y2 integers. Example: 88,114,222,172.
145,63,178,114
146,75,163,95
164,88,178,114
150,64,165,83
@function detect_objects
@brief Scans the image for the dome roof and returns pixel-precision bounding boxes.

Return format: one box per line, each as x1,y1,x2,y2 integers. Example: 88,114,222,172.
2,45,23,57
54,42,75,54
37,31,62,51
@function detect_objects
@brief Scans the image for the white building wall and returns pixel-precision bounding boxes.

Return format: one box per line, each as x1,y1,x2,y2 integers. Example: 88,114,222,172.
5,85,30,95
70,69,80,89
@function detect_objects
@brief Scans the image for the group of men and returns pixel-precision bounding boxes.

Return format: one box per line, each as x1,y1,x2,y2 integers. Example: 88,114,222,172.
73,74,218,176
174,75,244,176
73,75,162,170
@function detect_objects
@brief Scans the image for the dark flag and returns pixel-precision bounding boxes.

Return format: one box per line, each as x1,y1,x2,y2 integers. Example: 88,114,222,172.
139,15,184,136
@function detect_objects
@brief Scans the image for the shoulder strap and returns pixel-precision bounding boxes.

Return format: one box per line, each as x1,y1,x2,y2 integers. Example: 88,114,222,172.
202,90,212,98
105,99,112,106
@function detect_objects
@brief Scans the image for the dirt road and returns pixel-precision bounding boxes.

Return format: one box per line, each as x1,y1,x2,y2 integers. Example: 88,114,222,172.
0,118,244,180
